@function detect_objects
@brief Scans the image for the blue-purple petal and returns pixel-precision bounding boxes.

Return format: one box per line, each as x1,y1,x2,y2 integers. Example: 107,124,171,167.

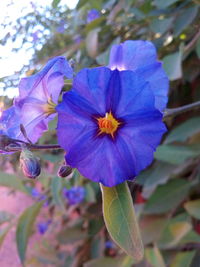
57,67,166,187
108,40,157,71
108,40,169,111
15,56,73,106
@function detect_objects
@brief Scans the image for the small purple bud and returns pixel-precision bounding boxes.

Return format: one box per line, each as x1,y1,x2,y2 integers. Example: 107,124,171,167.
20,149,41,179
57,165,73,178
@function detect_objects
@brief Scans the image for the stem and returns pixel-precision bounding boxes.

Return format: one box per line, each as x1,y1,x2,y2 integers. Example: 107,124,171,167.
163,101,200,119
4,101,200,152
28,144,61,150
5,142,61,152
184,28,200,53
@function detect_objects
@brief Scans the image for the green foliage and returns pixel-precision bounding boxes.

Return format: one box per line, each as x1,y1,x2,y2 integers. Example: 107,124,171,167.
164,117,200,144
170,251,196,267
1,0,200,265
163,50,182,81
184,199,200,220
84,255,134,267
16,202,43,263
154,144,200,164
144,179,192,214
0,172,28,194
101,182,144,262
145,245,166,267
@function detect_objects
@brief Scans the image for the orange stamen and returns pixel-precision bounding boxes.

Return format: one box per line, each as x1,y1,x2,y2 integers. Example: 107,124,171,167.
97,112,120,138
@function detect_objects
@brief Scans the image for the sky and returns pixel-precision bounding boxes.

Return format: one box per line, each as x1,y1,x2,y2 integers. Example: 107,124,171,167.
0,0,78,98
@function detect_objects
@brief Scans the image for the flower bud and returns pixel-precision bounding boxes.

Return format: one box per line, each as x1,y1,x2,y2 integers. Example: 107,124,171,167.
57,165,73,178
20,149,41,179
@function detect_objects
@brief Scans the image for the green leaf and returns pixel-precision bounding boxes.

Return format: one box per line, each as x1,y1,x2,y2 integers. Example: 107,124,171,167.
52,0,61,8
154,144,200,164
90,236,104,259
101,182,144,262
191,251,200,267
88,218,104,237
154,0,179,8
158,221,192,249
86,28,99,58
57,226,88,244
145,245,166,267
174,6,198,36
16,202,43,263
184,199,200,220
51,176,64,207
196,37,200,58
85,183,96,203
0,224,13,247
179,230,200,245
170,251,196,267
0,172,28,194
140,215,167,245
144,179,192,214
137,162,175,198
150,18,173,34
85,17,104,33
0,211,14,225
84,255,134,267
163,51,182,81
164,117,200,144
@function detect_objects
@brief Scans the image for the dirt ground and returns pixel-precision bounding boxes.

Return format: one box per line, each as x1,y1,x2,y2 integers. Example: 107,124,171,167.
0,187,34,267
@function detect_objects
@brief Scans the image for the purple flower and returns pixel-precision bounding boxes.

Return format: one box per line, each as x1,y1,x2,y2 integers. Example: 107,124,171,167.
37,220,51,235
31,188,41,198
63,186,85,205
87,9,100,23
30,188,46,201
73,35,82,44
0,107,22,153
0,106,20,139
105,240,115,249
56,20,65,33
32,30,40,43
56,65,167,187
108,40,169,111
12,56,73,143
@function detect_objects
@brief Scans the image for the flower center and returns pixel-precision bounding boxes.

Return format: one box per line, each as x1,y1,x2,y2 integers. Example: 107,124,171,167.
97,112,120,138
43,97,56,116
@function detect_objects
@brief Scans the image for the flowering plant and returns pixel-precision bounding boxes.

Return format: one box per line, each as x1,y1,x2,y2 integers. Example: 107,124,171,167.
1,34,199,265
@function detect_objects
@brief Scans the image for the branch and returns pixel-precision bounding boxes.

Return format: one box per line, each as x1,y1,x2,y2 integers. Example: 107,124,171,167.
5,142,61,152
163,101,200,120
184,28,200,53
3,101,200,152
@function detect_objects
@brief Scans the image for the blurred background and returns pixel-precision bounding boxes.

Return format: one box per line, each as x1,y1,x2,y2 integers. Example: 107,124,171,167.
0,0,200,266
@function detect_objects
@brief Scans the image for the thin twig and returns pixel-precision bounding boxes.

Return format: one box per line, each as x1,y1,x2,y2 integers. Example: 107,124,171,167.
5,143,61,152
184,28,200,53
163,101,200,120
4,101,200,152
